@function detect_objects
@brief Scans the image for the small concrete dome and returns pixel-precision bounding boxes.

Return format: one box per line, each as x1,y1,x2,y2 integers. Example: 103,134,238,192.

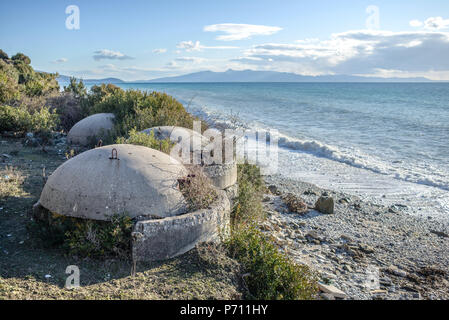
39,144,188,220
68,113,115,146
142,126,208,148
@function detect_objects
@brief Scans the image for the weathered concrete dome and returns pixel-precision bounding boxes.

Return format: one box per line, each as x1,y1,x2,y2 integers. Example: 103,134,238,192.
143,126,237,192
39,144,188,220
142,126,208,148
68,113,115,146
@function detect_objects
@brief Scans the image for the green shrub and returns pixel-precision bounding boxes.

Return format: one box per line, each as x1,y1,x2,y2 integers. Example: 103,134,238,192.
0,51,59,104
46,92,87,132
232,163,266,224
24,79,44,97
116,128,173,153
34,71,60,95
35,105,60,133
64,214,133,259
22,73,59,97
0,105,31,132
224,224,318,300
0,60,21,103
1,50,203,138
86,85,199,141
0,49,8,60
63,77,87,98
0,104,59,135
226,162,318,300
28,212,133,259
11,53,31,65
13,61,34,85
87,83,123,107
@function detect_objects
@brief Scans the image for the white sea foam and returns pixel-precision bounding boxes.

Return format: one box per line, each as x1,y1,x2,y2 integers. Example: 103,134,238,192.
276,133,449,192
187,103,449,192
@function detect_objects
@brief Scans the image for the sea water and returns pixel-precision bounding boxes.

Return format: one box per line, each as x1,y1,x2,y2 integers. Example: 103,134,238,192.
71,82,449,219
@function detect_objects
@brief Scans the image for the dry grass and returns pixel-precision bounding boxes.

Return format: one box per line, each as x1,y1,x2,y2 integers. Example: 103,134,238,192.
0,166,27,198
0,242,243,300
281,193,309,214
180,165,218,211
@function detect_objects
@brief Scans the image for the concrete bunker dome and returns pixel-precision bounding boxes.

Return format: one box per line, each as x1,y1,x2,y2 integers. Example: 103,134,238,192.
39,144,188,220
142,126,238,200
35,143,232,262
67,113,115,146
143,126,238,194
142,126,209,149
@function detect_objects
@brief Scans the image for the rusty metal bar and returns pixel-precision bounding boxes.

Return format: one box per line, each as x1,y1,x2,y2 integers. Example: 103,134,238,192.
109,148,119,160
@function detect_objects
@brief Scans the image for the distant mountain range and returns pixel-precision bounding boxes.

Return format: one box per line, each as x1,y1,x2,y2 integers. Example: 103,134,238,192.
57,75,125,84
141,69,433,83
57,69,437,84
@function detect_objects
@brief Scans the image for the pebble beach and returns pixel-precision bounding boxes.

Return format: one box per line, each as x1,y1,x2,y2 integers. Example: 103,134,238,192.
261,174,449,300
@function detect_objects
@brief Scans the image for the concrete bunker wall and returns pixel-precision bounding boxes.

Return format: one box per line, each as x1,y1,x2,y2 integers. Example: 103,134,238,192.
132,190,230,262
202,162,237,190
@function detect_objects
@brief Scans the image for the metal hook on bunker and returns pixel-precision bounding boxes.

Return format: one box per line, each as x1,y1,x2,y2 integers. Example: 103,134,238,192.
109,148,119,160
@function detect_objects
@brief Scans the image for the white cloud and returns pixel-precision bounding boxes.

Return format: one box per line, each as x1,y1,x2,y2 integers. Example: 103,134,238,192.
177,40,202,52
204,23,282,41
424,16,449,30
166,61,179,69
152,48,167,54
165,59,195,70
236,29,449,78
53,58,68,64
355,68,449,80
93,49,133,61
409,20,423,27
175,57,207,63
70,21,449,81
176,40,238,52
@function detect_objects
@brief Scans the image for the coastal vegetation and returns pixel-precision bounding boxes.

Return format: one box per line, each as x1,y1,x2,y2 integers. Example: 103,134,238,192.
0,50,317,300
115,128,172,154
0,51,60,149
225,163,317,299
28,210,134,259
1,50,202,142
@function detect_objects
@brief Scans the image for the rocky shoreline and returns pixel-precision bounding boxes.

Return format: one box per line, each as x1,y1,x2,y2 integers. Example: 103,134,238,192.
262,174,449,300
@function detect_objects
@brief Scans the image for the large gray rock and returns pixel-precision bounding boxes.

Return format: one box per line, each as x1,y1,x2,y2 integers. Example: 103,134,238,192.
318,283,347,299
39,144,188,220
68,113,115,146
132,190,230,261
315,196,335,214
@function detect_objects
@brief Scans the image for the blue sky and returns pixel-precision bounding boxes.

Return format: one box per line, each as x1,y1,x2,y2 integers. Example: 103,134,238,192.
1,0,449,80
